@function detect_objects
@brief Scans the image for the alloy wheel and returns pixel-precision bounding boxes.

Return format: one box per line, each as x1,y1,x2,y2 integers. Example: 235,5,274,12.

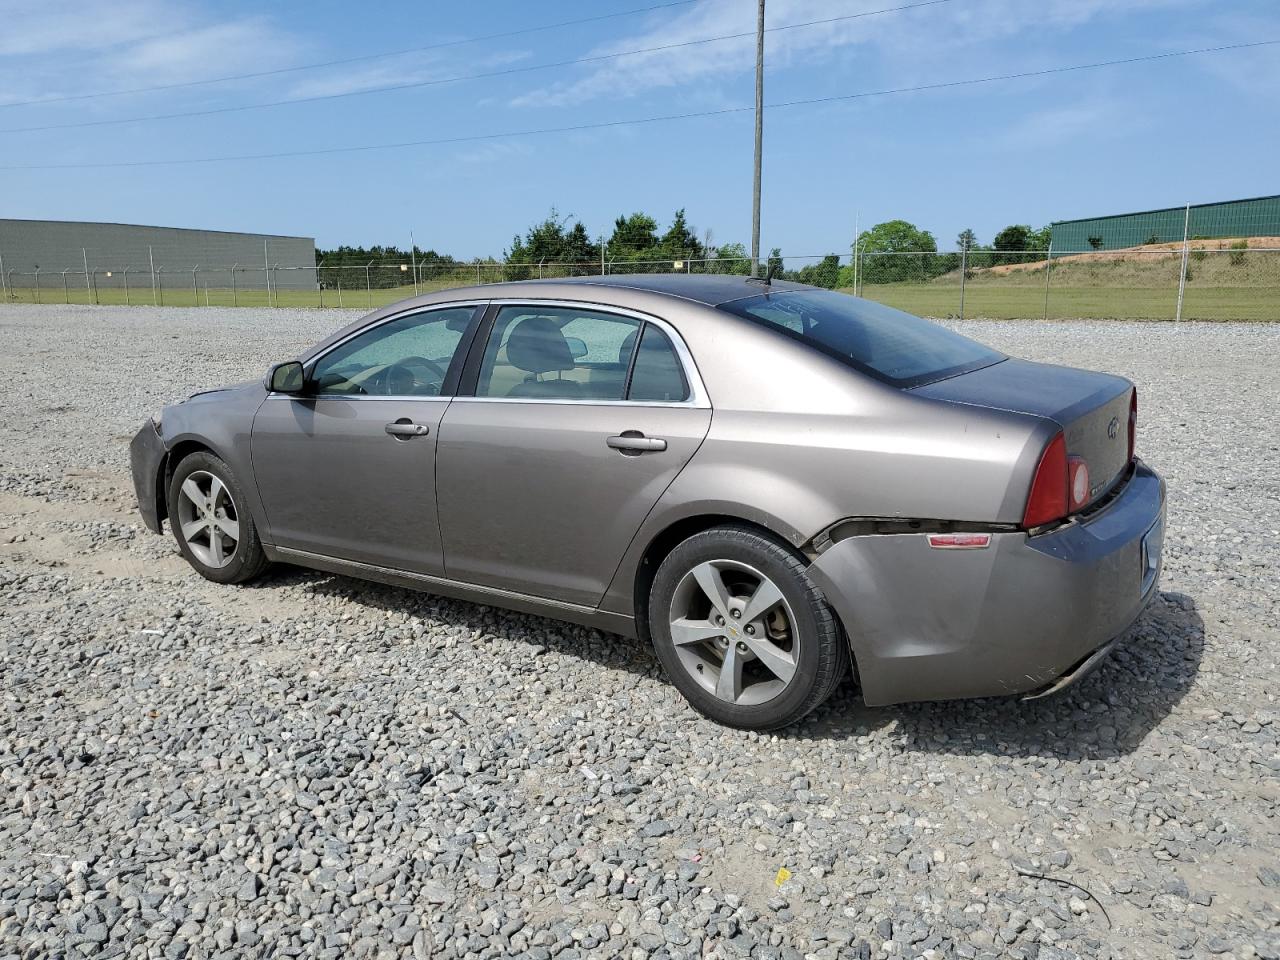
175,469,240,568
668,559,799,706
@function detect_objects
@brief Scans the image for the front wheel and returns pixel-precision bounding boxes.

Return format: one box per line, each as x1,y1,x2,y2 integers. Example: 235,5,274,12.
649,525,848,730
168,450,269,584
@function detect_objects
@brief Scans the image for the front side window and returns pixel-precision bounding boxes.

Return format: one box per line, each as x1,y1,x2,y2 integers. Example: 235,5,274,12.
310,306,476,396
718,290,1003,387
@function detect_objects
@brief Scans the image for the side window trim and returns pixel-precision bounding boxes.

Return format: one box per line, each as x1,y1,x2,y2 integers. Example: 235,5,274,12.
298,301,487,400
453,299,709,408
620,321,646,400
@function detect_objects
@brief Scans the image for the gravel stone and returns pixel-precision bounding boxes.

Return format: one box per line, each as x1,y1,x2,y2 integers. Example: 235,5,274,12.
0,305,1277,960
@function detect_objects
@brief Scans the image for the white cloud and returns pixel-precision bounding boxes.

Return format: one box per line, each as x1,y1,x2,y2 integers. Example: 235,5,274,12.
510,0,1204,109
0,1,301,107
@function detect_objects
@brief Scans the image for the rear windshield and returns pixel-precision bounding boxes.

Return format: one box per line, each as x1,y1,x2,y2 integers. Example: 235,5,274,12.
718,289,1003,388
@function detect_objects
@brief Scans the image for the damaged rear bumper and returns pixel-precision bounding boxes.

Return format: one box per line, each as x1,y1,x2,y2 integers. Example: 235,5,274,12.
806,461,1166,706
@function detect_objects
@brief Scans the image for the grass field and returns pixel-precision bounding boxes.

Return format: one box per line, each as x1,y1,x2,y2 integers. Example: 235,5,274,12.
852,283,1280,321
3,274,1276,320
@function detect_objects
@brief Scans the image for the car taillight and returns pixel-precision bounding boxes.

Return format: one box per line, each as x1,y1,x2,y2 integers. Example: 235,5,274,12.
1128,389,1137,462
1068,456,1090,510
1023,432,1069,528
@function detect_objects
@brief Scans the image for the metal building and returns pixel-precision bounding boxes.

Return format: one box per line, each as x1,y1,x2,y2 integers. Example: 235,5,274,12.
1050,195,1280,251
0,218,316,291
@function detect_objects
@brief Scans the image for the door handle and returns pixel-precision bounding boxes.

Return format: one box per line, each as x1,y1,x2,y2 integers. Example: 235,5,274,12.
607,432,667,453
385,420,430,438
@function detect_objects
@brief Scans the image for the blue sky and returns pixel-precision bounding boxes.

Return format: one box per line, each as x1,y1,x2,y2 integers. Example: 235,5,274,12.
1,0,1277,260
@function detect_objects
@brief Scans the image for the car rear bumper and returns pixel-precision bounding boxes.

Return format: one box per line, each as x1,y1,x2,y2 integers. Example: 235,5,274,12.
806,460,1166,706
129,419,167,535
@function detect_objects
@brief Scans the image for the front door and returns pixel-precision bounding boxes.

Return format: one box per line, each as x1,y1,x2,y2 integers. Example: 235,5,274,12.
251,303,481,574
436,302,711,606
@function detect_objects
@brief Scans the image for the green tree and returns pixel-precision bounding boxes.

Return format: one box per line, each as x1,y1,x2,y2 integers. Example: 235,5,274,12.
658,209,703,259
794,254,842,289
992,224,1033,265
1026,225,1052,252
856,220,938,283
505,208,600,277
608,212,659,258
706,241,752,275
956,228,977,252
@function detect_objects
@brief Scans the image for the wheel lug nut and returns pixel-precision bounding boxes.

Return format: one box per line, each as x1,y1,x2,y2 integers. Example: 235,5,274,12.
715,615,725,626
730,609,741,619
736,641,748,653
744,624,755,635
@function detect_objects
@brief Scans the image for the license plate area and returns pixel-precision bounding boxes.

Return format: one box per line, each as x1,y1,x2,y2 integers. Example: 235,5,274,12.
1140,516,1163,595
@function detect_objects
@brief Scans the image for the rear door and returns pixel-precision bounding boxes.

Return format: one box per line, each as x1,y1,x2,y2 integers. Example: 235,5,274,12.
436,301,711,606
251,303,483,574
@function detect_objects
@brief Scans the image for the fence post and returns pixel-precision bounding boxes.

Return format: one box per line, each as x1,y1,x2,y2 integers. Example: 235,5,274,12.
34,267,41,303
0,251,6,298
1042,241,1053,321
192,266,199,306
149,246,157,306
1175,201,1190,321
61,269,70,303
366,261,373,307
601,237,606,276
958,244,967,320
231,264,238,307
337,274,343,308
157,267,164,306
82,248,92,300
317,260,324,308
91,269,99,305
123,267,131,306
272,265,279,307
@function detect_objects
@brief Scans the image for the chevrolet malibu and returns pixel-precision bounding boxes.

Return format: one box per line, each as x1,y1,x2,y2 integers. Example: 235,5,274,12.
130,275,1165,730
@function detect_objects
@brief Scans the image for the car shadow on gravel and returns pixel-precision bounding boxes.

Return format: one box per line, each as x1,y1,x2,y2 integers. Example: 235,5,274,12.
251,567,1202,760
792,590,1205,760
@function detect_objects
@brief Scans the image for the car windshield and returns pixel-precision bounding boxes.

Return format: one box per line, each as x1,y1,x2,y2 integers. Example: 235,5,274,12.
718,289,1003,387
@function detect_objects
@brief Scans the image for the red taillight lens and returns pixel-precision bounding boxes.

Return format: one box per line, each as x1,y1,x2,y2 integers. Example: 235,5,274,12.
1023,432,1069,528
1128,389,1137,462
1068,456,1090,510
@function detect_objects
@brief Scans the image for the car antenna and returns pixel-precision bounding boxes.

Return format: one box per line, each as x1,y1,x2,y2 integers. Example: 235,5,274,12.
746,261,776,287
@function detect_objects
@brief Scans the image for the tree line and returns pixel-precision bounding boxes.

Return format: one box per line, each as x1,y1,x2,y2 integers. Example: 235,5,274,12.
317,211,1056,290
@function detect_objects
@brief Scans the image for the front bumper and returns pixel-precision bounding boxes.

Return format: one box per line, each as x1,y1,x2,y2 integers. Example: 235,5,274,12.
806,460,1166,706
129,419,168,535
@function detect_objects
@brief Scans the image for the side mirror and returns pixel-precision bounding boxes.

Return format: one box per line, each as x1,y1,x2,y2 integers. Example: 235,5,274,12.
267,360,306,394
564,336,588,360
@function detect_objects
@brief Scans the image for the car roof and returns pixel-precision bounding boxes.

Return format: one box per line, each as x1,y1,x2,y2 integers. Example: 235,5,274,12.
301,274,810,363
539,273,807,306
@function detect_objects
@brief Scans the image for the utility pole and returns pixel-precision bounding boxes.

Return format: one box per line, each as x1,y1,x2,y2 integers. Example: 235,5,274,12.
750,0,765,277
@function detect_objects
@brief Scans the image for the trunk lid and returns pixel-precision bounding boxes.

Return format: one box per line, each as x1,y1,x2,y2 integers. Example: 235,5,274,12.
912,357,1134,501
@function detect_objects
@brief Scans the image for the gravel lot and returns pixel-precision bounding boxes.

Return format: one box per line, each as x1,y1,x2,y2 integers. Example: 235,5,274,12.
1,304,1276,960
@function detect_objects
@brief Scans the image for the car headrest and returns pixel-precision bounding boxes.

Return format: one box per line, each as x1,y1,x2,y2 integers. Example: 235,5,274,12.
618,328,638,365
506,316,575,375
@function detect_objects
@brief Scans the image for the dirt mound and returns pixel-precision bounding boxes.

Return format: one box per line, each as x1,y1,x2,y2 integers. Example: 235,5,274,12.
982,236,1280,275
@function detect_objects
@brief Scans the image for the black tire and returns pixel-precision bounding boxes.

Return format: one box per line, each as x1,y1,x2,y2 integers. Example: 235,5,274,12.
649,525,848,730
167,450,270,585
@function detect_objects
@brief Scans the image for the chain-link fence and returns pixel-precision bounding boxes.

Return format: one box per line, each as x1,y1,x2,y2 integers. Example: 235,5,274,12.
1,244,1277,320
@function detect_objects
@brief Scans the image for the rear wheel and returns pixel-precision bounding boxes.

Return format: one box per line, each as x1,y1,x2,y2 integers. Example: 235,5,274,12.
168,451,269,584
649,525,847,730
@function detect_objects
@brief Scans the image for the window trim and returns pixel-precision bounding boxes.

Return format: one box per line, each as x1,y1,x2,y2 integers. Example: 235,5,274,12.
453,298,709,408
266,300,488,401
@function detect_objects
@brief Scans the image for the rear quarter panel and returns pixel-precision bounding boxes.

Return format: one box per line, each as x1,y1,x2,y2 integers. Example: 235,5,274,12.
599,314,1055,617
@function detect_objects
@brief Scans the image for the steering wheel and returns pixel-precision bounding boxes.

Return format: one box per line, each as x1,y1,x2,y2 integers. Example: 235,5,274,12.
366,356,448,395
398,355,448,382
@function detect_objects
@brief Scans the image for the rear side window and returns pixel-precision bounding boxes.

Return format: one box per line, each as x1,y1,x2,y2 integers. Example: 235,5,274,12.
627,324,688,402
718,290,1002,387
476,305,641,401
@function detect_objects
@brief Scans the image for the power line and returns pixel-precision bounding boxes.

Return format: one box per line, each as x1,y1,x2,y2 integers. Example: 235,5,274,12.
0,0,954,135
2,39,1272,171
0,1,698,111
